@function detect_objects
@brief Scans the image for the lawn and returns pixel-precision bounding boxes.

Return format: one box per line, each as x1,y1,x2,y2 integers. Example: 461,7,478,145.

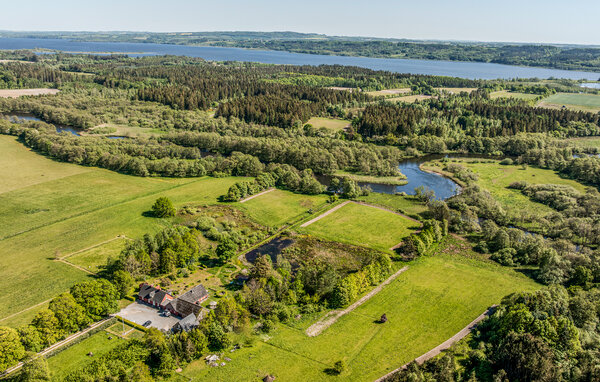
66,237,131,273
0,135,245,326
538,92,600,112
182,237,540,381
300,202,419,252
46,329,127,380
235,189,329,227
306,117,350,131
423,158,588,216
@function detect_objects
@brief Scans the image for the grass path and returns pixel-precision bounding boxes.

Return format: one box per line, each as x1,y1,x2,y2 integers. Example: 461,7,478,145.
374,305,497,382
0,299,52,324
56,258,96,275
239,188,275,203
305,266,409,337
300,201,350,227
60,235,129,260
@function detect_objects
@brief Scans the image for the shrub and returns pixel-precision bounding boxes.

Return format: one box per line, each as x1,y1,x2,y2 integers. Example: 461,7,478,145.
152,197,176,218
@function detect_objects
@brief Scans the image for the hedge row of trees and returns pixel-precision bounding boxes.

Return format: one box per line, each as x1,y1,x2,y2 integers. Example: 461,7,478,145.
396,219,448,260
0,279,120,372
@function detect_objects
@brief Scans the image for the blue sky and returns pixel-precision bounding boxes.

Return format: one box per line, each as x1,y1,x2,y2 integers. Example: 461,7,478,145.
2,0,599,45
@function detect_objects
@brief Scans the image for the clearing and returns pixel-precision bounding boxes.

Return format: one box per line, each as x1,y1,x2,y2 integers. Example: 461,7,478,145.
306,117,351,131
489,90,540,100
538,92,600,112
181,236,540,381
299,201,419,252
0,88,60,98
366,88,411,97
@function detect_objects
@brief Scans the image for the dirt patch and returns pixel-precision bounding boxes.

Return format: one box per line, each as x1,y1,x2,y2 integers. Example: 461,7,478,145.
0,88,60,98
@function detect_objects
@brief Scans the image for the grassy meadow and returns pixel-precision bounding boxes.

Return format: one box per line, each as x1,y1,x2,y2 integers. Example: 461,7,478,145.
423,158,587,215
0,135,246,327
66,237,131,273
300,202,419,252
538,92,600,112
235,189,329,228
182,236,540,381
306,117,351,131
489,90,540,100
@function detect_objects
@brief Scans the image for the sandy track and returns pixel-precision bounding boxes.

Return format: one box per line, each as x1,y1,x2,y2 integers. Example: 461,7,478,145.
239,188,275,203
305,266,409,337
374,305,497,382
300,201,350,227
0,88,60,98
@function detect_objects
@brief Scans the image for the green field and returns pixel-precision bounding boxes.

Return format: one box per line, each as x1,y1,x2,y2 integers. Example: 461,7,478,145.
489,90,540,100
235,189,329,227
46,329,128,380
539,92,600,112
300,202,419,252
0,135,246,327
182,237,540,381
423,159,587,215
356,193,428,219
306,117,351,131
568,136,600,149
66,237,131,273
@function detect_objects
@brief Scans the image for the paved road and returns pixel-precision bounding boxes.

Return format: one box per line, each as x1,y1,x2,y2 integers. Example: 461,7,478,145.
374,305,498,382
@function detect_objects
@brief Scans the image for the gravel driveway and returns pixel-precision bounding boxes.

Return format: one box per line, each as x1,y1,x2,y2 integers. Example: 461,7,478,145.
117,301,180,331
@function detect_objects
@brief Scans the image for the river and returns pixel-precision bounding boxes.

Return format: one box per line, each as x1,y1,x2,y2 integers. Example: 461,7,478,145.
1,37,599,80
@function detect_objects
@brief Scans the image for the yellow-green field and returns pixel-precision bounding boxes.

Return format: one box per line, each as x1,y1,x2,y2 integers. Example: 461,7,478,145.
366,88,411,97
235,189,329,228
181,237,540,381
306,117,351,131
538,92,600,112
65,237,131,273
300,202,419,252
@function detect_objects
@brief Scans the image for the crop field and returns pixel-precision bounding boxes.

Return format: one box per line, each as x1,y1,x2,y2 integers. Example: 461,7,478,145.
437,87,478,94
538,92,600,112
300,202,419,252
235,189,329,227
366,88,411,97
182,237,540,381
0,135,246,327
0,88,60,98
423,158,587,215
387,94,433,103
306,117,351,131
489,90,540,100
46,329,129,380
66,237,131,273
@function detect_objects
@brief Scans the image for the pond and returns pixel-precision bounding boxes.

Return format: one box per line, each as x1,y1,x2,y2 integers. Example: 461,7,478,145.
580,83,600,89
3,113,81,136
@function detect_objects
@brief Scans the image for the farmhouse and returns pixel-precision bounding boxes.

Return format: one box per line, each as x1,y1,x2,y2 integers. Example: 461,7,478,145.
138,283,174,309
165,284,209,317
172,308,209,332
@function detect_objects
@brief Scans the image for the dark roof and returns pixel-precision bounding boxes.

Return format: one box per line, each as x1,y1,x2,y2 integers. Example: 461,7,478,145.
173,313,199,332
138,283,172,306
167,298,203,317
178,284,208,304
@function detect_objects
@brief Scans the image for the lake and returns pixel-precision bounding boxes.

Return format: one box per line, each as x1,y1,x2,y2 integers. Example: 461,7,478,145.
581,83,600,89
1,37,599,80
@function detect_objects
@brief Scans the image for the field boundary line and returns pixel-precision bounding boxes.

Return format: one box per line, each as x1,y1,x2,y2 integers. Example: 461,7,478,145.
55,258,96,275
239,188,275,203
60,235,130,260
352,201,422,225
305,266,409,337
373,305,498,382
299,200,350,227
0,298,52,323
0,317,111,377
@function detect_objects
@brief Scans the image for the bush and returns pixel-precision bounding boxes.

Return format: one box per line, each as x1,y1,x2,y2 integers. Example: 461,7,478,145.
500,158,514,165
152,197,176,218
333,360,347,375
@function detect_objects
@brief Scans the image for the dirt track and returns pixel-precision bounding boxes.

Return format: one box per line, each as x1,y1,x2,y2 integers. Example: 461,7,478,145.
299,200,350,227
305,266,409,337
239,188,275,203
